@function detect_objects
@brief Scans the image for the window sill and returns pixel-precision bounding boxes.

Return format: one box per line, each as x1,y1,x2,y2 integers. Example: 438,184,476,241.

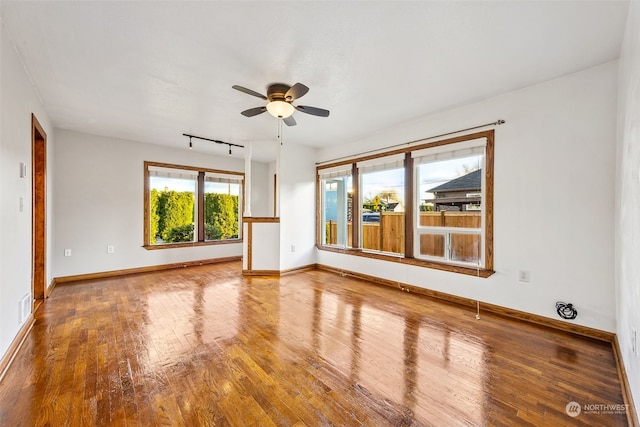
316,244,495,278
144,239,242,250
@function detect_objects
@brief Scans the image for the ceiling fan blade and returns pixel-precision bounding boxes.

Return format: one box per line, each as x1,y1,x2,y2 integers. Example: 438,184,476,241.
295,105,330,117
285,83,309,101
232,85,267,100
241,106,266,117
283,116,297,126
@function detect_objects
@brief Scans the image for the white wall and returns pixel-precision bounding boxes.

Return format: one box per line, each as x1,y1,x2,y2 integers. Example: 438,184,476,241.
0,23,54,358
53,129,269,278
268,160,277,217
616,0,640,413
317,62,618,332
243,221,280,271
279,141,317,271
249,160,269,217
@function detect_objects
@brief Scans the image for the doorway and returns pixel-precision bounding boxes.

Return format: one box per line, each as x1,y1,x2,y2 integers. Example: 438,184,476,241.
32,114,46,309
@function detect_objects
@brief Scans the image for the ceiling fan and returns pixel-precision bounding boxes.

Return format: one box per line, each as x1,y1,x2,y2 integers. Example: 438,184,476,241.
232,82,329,126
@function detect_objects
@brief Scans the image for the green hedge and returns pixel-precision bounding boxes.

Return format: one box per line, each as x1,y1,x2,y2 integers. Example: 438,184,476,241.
205,193,239,239
150,190,238,244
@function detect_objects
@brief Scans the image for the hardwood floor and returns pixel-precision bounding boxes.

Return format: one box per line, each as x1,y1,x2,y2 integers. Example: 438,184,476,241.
0,261,629,426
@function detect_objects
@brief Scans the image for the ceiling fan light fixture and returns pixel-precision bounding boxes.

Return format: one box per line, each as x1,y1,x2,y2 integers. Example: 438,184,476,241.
266,100,295,118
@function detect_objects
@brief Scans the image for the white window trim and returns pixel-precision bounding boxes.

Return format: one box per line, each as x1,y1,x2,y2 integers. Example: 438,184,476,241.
318,164,352,179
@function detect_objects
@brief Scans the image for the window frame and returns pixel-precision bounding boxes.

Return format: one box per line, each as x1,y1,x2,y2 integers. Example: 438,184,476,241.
143,161,244,250
321,177,352,247
413,138,486,267
357,156,406,256
317,164,355,249
316,130,494,278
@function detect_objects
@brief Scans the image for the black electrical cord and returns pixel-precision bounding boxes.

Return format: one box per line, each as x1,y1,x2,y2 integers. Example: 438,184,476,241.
556,302,578,320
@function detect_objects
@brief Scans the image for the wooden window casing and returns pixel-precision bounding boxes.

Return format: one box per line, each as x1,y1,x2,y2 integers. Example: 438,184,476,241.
317,130,494,278
143,161,244,250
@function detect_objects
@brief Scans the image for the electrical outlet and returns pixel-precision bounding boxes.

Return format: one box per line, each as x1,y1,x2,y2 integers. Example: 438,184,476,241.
291,244,296,253
107,245,114,254
64,249,72,257
518,270,530,282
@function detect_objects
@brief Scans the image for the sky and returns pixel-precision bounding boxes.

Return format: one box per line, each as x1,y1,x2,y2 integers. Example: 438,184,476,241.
361,155,482,204
150,177,240,196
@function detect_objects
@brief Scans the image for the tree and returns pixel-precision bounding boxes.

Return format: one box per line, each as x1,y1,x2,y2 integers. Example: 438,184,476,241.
150,189,160,244
150,190,238,244
165,223,194,243
160,191,194,242
379,189,399,203
205,193,238,240
419,203,434,212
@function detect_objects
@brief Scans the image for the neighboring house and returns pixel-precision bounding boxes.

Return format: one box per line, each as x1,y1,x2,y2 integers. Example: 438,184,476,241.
385,202,404,212
427,169,482,212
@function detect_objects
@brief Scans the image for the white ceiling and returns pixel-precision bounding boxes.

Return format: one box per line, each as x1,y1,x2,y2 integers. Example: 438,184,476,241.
0,1,630,161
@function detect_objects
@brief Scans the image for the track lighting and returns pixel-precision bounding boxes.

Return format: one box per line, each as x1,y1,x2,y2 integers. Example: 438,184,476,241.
183,133,243,154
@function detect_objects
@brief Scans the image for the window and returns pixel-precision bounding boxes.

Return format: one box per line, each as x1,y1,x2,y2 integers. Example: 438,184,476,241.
413,137,486,267
144,162,243,248
358,155,405,255
204,173,242,242
316,130,494,277
319,165,353,248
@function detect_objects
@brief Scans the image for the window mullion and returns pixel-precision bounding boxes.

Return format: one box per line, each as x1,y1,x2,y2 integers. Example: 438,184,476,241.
404,153,414,258
197,172,205,242
352,164,360,249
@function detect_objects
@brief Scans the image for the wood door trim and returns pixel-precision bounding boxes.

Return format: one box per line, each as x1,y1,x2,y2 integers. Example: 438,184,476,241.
31,114,47,305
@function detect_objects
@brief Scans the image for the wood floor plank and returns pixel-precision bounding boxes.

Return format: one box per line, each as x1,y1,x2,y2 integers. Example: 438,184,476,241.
0,261,631,426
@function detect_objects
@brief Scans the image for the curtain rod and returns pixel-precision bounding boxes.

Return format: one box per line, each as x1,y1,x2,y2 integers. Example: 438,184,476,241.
316,119,505,166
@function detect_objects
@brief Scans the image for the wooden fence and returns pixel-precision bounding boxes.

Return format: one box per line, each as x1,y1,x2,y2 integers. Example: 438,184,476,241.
326,211,481,259
418,212,480,262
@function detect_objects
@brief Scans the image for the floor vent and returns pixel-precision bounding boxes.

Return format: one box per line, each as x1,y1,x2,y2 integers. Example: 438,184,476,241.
19,294,31,324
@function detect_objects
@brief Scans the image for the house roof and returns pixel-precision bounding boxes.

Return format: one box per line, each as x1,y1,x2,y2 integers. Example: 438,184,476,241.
429,169,482,194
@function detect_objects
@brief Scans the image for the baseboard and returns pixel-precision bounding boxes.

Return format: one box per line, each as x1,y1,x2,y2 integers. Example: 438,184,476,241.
54,256,242,285
316,264,614,343
280,263,318,276
46,278,57,298
242,264,318,277
242,269,281,276
0,314,35,384
612,335,639,426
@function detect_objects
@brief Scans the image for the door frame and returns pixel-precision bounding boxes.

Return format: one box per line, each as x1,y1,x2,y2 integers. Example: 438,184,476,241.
32,114,47,308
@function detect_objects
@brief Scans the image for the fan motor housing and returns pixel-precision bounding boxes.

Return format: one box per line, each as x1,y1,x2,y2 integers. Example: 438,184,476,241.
267,83,291,101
